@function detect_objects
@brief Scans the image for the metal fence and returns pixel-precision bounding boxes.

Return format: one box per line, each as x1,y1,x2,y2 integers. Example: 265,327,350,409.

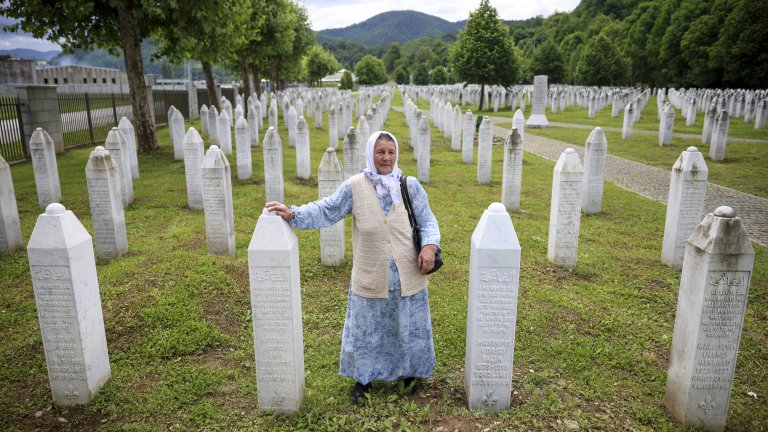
153,89,190,122
58,92,133,148
0,95,26,163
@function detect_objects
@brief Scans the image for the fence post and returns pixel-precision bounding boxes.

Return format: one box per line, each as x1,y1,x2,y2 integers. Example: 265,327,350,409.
84,92,95,144
15,97,27,158
111,92,118,126
15,85,64,154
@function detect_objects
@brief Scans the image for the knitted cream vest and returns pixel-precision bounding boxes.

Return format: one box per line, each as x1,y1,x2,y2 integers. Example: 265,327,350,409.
349,174,428,298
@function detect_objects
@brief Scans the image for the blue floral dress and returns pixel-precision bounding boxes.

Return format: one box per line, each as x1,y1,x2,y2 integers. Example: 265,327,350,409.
289,176,440,385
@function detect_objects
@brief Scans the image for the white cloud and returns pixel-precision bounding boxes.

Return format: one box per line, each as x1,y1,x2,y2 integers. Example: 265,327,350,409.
300,0,580,30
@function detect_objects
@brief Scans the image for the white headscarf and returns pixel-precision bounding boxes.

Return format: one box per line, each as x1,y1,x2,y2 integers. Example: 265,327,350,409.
363,130,402,204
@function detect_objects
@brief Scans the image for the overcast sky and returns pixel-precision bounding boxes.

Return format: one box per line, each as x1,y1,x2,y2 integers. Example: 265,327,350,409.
0,0,581,51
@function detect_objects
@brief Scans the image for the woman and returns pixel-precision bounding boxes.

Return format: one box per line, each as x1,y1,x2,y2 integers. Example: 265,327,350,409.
265,131,440,404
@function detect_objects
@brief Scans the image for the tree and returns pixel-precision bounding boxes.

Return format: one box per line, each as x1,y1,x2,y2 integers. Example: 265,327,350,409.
530,39,566,83
393,66,409,84
1,0,165,152
430,66,448,84
152,0,252,111
354,55,388,85
339,70,354,90
450,0,518,110
412,64,430,85
305,45,340,87
575,34,629,86
382,43,401,74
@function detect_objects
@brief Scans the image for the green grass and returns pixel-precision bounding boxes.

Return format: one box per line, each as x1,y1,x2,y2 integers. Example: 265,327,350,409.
1,93,766,431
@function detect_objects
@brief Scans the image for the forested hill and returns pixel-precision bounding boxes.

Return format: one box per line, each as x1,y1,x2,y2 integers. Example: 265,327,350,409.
316,10,465,47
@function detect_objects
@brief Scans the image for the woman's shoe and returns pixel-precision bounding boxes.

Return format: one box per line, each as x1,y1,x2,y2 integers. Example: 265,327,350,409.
350,382,371,405
403,377,422,395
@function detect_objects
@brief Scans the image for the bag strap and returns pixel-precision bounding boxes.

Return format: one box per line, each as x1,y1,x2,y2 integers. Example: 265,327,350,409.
399,175,418,230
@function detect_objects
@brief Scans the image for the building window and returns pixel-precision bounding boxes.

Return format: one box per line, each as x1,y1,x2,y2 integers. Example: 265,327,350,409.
102,78,107,83
83,78,87,83
93,78,97,83
54,78,58,84
63,78,68,84
112,78,116,84
44,78,49,84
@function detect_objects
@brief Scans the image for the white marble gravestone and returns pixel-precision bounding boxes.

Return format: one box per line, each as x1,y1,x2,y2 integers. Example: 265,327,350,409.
183,127,205,210
477,117,492,184
201,145,235,256
28,203,111,406
501,128,523,211
336,103,345,140
117,117,139,179
665,206,754,432
465,202,520,412
526,75,550,128
235,117,252,180
248,103,260,148
318,148,344,265
222,98,233,126
328,105,338,150
709,111,730,161
622,102,634,139
218,110,232,155
462,110,474,164
287,106,297,148
451,105,462,151
343,127,360,180
85,146,128,259
248,209,305,414
170,109,185,160
296,116,311,180
581,127,607,214
357,116,370,169
547,148,583,268
0,154,23,253
263,127,285,203
661,147,708,270
104,128,134,206
208,106,220,146
199,105,209,135
512,109,525,143
702,104,717,145
29,128,61,209
659,103,675,146
314,100,323,129
268,102,278,130
417,117,431,183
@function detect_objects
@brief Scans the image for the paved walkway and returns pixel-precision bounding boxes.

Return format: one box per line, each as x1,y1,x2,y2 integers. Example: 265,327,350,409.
493,125,768,247
547,121,768,144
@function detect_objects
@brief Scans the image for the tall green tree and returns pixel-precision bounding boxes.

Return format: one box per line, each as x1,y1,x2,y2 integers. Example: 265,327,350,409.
393,66,409,85
152,0,252,110
575,33,629,86
1,0,165,152
354,55,388,85
430,66,448,84
709,0,768,88
450,0,518,110
382,43,401,74
305,45,340,87
412,63,430,85
530,39,566,83
339,70,354,90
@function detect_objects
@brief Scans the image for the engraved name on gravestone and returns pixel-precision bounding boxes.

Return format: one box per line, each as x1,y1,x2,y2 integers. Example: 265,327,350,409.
466,202,520,412
263,127,285,203
183,128,205,210
85,147,128,259
665,206,754,432
501,128,523,211
581,127,607,214
318,148,344,265
0,154,23,253
201,145,235,256
661,147,708,270
526,75,550,128
28,203,111,406
117,117,139,179
547,148,583,268
30,128,61,209
248,209,305,414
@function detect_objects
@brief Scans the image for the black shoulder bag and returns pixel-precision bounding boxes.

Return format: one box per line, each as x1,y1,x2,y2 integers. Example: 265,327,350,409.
399,176,443,274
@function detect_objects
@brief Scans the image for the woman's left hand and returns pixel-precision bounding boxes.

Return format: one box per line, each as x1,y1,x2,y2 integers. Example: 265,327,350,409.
418,244,438,274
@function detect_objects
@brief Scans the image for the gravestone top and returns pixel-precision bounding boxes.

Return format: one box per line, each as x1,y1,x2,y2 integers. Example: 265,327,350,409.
686,146,698,152
488,202,506,214
46,202,65,215
714,206,734,218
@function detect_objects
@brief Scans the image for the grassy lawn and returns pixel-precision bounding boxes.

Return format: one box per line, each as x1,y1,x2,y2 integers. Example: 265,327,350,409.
1,92,766,431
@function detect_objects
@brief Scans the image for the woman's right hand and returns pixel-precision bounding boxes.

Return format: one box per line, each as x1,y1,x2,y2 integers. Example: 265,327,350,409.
264,201,295,221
